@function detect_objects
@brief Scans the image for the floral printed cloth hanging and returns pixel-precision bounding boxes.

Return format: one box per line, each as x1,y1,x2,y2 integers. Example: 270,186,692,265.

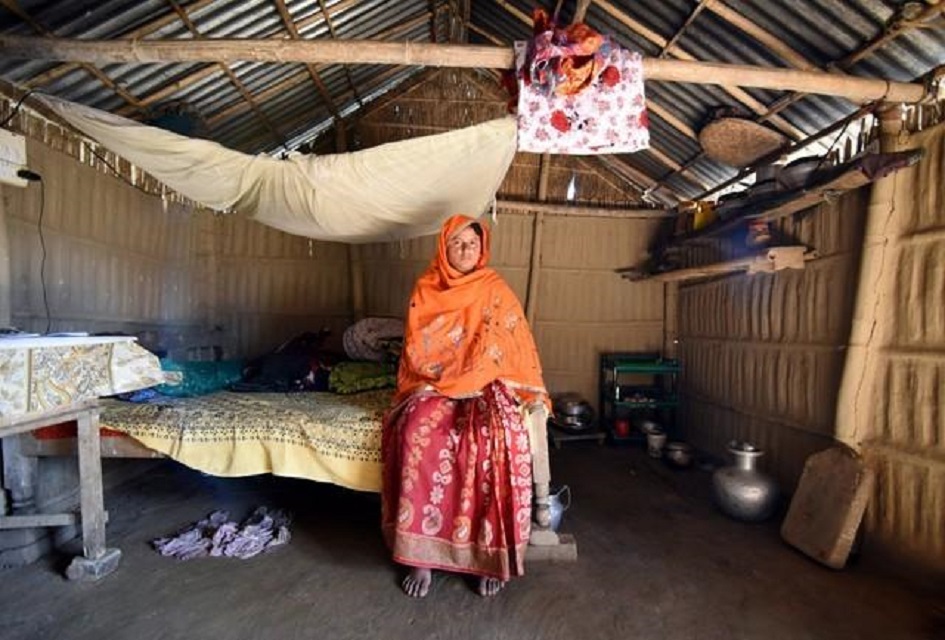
511,10,650,155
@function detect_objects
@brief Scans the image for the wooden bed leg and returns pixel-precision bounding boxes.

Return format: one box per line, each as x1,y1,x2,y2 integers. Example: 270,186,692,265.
65,407,121,581
1,435,38,514
527,406,556,543
525,407,578,561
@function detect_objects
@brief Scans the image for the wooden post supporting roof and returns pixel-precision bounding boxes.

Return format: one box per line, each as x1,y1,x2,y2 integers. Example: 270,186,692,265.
0,36,928,104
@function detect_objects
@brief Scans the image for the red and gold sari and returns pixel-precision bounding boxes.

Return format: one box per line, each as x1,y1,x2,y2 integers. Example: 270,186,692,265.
381,215,547,580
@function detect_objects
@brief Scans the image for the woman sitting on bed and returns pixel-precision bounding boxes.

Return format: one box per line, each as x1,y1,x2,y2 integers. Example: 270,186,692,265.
381,214,548,598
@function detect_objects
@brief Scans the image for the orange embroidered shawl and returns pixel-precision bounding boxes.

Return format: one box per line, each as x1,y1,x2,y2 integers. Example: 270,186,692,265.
395,215,547,406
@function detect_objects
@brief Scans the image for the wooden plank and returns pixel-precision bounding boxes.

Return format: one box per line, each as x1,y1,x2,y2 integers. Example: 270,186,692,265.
498,200,671,218
18,433,164,458
672,166,872,247
75,409,107,560
781,447,875,569
0,400,98,436
0,513,78,528
632,246,813,283
0,36,926,103
751,171,871,223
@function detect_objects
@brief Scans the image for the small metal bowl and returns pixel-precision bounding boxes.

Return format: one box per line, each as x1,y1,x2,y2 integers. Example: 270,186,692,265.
638,420,661,435
664,442,694,469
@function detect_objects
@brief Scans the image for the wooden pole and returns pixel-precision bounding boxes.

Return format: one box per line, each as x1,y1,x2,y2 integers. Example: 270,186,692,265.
0,36,927,103
498,199,671,218
337,122,366,322
524,157,551,325
832,105,904,448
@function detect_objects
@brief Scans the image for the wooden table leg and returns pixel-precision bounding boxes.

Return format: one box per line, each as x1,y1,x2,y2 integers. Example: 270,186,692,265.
65,407,121,581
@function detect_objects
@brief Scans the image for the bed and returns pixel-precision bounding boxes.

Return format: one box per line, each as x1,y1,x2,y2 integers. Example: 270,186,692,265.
106,390,389,492
17,389,560,544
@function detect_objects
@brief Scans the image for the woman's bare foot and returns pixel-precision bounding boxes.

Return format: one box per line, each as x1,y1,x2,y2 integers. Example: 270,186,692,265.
478,576,506,597
402,567,432,598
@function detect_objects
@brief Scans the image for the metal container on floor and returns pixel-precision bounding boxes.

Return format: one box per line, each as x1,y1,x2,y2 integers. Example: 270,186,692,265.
712,442,779,522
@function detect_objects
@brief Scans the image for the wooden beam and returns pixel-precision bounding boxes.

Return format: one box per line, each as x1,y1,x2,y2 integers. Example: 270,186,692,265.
315,0,366,111
706,2,815,70
837,3,945,68
574,0,594,23
660,0,712,58
171,0,287,149
275,0,344,121
593,0,804,139
646,0,932,193
207,14,435,128
0,2,147,114
0,36,926,103
498,199,671,218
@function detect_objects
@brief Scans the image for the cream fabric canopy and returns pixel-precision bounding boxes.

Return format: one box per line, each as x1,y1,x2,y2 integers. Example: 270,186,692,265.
36,93,519,243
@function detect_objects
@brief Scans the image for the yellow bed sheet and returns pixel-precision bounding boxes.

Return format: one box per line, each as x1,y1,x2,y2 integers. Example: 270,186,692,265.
99,390,391,492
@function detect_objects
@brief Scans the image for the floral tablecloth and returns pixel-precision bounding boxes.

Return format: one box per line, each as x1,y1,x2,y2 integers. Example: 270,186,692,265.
0,337,164,419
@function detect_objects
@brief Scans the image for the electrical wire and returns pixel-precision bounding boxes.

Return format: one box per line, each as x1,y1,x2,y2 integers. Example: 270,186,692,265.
0,89,35,130
34,176,51,333
3,91,157,197
83,143,160,196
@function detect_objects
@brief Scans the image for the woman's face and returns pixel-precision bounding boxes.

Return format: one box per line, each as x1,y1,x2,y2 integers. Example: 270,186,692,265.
446,226,482,274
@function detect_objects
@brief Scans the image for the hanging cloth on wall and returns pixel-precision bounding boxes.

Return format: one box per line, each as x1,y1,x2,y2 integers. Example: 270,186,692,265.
34,93,519,243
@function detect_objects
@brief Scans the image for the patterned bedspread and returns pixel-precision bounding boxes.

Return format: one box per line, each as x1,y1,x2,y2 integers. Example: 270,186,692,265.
99,390,392,492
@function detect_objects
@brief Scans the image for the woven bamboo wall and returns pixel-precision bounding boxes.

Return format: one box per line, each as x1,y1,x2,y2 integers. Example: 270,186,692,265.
677,188,869,490
213,215,350,358
678,121,945,573
3,139,205,351
2,138,347,359
855,123,945,573
532,214,665,401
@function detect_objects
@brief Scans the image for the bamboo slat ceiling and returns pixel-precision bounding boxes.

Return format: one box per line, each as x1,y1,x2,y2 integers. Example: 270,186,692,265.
0,0,943,203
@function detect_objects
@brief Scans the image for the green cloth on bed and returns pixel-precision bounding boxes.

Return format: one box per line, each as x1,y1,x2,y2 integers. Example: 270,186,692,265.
156,359,245,397
328,361,396,395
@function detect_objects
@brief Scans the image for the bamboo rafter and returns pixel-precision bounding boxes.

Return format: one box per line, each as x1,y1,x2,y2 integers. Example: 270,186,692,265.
0,36,926,105
273,0,343,123
202,13,438,132
591,0,806,140
170,0,288,150
643,1,940,195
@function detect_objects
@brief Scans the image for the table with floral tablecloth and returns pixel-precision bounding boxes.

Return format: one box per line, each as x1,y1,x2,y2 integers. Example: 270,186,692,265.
0,336,163,580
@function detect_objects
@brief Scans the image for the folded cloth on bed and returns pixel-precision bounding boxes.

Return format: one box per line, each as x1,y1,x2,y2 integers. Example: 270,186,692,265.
328,361,396,395
100,390,391,492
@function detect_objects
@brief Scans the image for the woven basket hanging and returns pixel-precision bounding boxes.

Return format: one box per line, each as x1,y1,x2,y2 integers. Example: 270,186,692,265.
698,117,788,167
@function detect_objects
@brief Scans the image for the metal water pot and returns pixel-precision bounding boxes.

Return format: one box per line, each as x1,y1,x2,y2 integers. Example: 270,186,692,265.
548,485,571,532
711,442,779,522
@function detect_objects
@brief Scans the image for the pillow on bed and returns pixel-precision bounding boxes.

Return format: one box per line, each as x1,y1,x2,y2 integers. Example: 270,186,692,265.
156,359,245,397
328,361,396,395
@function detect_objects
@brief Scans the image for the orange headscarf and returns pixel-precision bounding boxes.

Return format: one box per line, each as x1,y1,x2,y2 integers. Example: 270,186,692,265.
395,215,547,406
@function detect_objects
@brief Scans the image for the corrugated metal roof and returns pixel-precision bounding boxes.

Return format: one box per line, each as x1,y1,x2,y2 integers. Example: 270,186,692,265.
1,0,943,201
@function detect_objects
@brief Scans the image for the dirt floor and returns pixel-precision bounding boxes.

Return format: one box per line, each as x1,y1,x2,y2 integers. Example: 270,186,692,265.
0,444,940,640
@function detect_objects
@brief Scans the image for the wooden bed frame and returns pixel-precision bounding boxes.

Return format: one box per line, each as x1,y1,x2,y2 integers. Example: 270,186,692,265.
8,404,575,560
